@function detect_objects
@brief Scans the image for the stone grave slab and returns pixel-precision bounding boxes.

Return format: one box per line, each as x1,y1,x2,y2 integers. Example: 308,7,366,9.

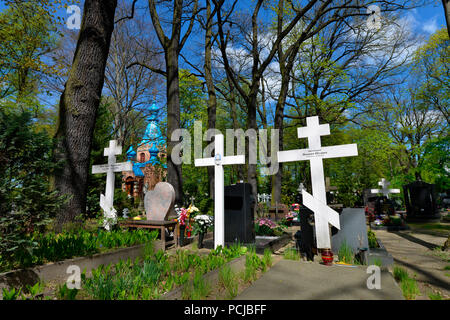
144,182,175,221
331,208,368,255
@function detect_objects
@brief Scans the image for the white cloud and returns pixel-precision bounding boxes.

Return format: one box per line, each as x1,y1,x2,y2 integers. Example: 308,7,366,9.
422,17,438,34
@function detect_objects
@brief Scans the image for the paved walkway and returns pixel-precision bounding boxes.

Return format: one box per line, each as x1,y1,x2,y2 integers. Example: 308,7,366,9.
374,229,450,299
235,259,404,300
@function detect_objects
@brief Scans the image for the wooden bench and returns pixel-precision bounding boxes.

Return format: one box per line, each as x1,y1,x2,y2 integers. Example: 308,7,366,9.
120,220,179,250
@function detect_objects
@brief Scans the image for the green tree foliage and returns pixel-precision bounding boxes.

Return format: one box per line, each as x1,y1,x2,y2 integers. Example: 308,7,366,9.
0,1,59,103
413,27,449,122
0,108,66,270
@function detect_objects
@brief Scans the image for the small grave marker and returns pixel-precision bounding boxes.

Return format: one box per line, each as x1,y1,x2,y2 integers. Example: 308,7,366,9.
371,178,400,199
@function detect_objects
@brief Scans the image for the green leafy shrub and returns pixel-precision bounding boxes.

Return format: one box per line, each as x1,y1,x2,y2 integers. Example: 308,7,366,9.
368,230,379,248
0,110,66,271
56,283,78,300
1,287,22,300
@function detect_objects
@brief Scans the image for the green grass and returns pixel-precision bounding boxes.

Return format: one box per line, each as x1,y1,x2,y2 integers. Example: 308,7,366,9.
368,230,379,249
182,270,211,300
1,228,159,273
218,265,238,299
429,247,450,262
283,247,300,260
393,266,421,300
79,243,245,300
262,249,273,270
428,292,443,300
338,241,354,264
371,258,383,267
408,223,450,231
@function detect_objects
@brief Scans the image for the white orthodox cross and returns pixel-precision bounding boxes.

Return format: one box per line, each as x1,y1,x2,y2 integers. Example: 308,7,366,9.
371,178,400,199
92,140,132,230
277,116,358,249
195,134,245,249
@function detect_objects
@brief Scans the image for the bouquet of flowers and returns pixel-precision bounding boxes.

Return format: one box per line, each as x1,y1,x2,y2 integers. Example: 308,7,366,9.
174,205,188,226
175,204,199,227
187,204,199,216
193,214,214,234
285,212,294,221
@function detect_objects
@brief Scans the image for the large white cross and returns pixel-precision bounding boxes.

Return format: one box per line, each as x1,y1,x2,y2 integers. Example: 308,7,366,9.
195,134,245,249
277,116,358,249
371,178,400,199
92,140,132,230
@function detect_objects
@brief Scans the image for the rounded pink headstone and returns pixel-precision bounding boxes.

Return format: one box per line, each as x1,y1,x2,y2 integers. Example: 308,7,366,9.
144,182,176,221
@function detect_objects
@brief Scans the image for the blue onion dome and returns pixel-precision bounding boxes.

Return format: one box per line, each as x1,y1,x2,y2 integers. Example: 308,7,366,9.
147,102,159,121
139,102,165,147
126,146,136,160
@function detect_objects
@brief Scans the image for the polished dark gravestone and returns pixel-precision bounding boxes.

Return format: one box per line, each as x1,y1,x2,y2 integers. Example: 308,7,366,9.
331,208,368,262
224,183,255,244
403,181,440,221
296,207,315,261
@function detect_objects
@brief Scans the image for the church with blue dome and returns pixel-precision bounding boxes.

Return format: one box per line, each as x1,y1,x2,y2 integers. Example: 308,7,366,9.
121,102,167,200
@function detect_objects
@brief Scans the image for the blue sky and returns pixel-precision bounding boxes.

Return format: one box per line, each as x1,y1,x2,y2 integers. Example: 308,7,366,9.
0,0,447,115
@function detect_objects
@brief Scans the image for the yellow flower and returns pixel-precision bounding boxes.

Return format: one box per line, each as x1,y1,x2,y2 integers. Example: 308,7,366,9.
187,204,199,214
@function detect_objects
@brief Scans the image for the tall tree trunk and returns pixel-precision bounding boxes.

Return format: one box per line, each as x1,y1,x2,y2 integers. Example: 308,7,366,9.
443,0,450,36
204,0,216,199
271,83,288,205
147,0,197,206
228,76,245,181
53,0,118,230
166,46,183,205
247,94,258,202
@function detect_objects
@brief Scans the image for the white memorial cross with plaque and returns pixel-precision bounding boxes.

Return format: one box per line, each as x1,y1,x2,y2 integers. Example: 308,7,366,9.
92,140,133,231
195,134,245,249
371,178,400,199
277,116,358,249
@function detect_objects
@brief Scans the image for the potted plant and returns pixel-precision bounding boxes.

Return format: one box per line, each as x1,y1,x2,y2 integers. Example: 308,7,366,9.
193,214,213,248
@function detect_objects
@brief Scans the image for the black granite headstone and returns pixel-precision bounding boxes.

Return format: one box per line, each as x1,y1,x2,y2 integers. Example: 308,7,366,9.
224,183,255,243
403,181,440,221
298,207,315,261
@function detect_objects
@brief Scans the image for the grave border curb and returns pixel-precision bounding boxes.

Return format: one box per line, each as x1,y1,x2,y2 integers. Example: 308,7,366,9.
0,240,163,298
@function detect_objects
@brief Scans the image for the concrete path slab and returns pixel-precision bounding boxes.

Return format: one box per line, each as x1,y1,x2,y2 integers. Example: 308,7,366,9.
374,230,450,299
235,259,403,300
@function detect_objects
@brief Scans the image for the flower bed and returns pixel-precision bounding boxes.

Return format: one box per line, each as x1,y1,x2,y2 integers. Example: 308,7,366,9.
254,218,286,236
0,228,158,273
76,244,248,300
